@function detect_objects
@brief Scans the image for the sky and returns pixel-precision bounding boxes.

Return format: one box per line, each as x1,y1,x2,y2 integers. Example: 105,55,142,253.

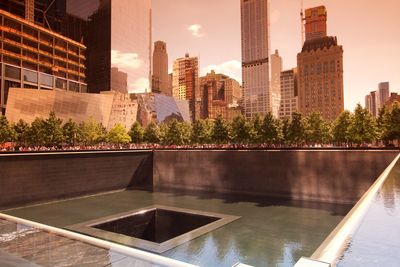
152,0,400,111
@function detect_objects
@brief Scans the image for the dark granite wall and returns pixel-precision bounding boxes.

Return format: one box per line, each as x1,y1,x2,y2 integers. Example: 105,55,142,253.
153,150,399,204
0,151,152,209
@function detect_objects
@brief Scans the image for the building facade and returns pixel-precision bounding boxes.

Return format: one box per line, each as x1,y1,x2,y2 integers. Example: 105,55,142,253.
172,53,199,121
240,0,271,119
0,9,86,115
152,41,169,95
199,70,242,120
270,49,282,117
0,0,152,95
378,82,390,109
279,68,298,119
365,82,391,117
297,6,344,121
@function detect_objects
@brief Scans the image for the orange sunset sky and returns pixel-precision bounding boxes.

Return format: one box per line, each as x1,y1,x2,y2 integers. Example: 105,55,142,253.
152,0,400,111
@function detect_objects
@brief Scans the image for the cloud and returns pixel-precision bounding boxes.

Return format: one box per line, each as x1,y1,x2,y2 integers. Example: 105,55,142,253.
201,60,242,84
130,77,150,93
187,24,205,38
111,50,142,69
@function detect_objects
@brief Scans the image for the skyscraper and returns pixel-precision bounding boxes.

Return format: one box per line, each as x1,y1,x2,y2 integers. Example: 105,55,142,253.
279,68,299,119
0,0,152,94
240,0,271,119
378,82,390,109
297,6,344,121
152,41,169,95
271,50,282,117
172,53,199,121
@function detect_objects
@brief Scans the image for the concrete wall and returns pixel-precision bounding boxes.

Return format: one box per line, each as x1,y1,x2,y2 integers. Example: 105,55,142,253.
153,150,399,204
0,151,152,209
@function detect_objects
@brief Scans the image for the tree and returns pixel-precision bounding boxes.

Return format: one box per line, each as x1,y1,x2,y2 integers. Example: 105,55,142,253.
0,116,16,143
13,119,30,146
108,123,131,144
28,118,46,146
43,112,64,146
129,122,144,144
143,122,160,143
305,112,331,146
261,112,282,145
281,118,290,146
287,112,306,146
79,117,106,145
164,119,191,145
349,104,378,146
386,101,400,146
250,114,263,144
211,115,231,144
332,110,353,147
191,119,212,144
376,106,390,144
231,115,252,144
63,119,79,146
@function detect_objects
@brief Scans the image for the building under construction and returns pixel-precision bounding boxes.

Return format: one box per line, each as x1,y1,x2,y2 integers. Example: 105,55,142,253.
0,7,86,115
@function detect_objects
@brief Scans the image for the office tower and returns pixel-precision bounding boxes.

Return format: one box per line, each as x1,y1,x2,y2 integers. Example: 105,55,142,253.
240,0,271,119
199,70,242,120
365,94,373,115
297,6,344,121
0,9,86,115
271,49,282,117
378,82,390,109
279,68,299,119
152,41,169,95
0,0,152,95
172,53,199,121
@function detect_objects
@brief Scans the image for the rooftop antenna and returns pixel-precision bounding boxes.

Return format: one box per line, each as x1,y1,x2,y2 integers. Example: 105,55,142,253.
300,0,305,46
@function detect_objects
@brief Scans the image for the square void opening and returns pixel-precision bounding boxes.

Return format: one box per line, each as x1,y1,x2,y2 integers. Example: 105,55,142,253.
68,205,240,253
92,208,220,243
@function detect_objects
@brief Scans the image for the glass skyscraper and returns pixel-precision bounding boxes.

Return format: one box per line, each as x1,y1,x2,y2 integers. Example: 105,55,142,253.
0,0,152,94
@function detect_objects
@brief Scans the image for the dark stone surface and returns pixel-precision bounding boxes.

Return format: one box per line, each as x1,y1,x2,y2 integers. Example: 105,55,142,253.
0,151,152,209
153,150,399,204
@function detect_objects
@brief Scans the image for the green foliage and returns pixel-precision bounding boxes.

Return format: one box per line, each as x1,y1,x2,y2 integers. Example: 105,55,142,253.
108,123,131,144
349,104,378,146
144,122,160,143
0,116,16,143
13,119,30,146
287,112,306,146
305,112,331,145
231,115,252,144
43,112,64,146
385,101,400,144
191,119,213,144
79,117,107,145
281,118,290,145
129,122,144,144
250,114,263,144
212,115,231,144
332,111,353,146
164,119,192,145
62,119,79,146
261,112,282,145
28,117,46,146
376,106,390,143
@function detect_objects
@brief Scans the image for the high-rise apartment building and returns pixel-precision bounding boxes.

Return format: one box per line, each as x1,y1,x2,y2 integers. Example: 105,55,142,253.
240,0,271,119
279,68,298,119
1,0,152,95
152,41,169,95
271,49,282,117
172,53,199,121
199,70,242,120
0,9,86,115
297,6,344,121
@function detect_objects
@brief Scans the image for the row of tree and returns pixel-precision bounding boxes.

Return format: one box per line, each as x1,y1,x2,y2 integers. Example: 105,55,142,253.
1,103,399,147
